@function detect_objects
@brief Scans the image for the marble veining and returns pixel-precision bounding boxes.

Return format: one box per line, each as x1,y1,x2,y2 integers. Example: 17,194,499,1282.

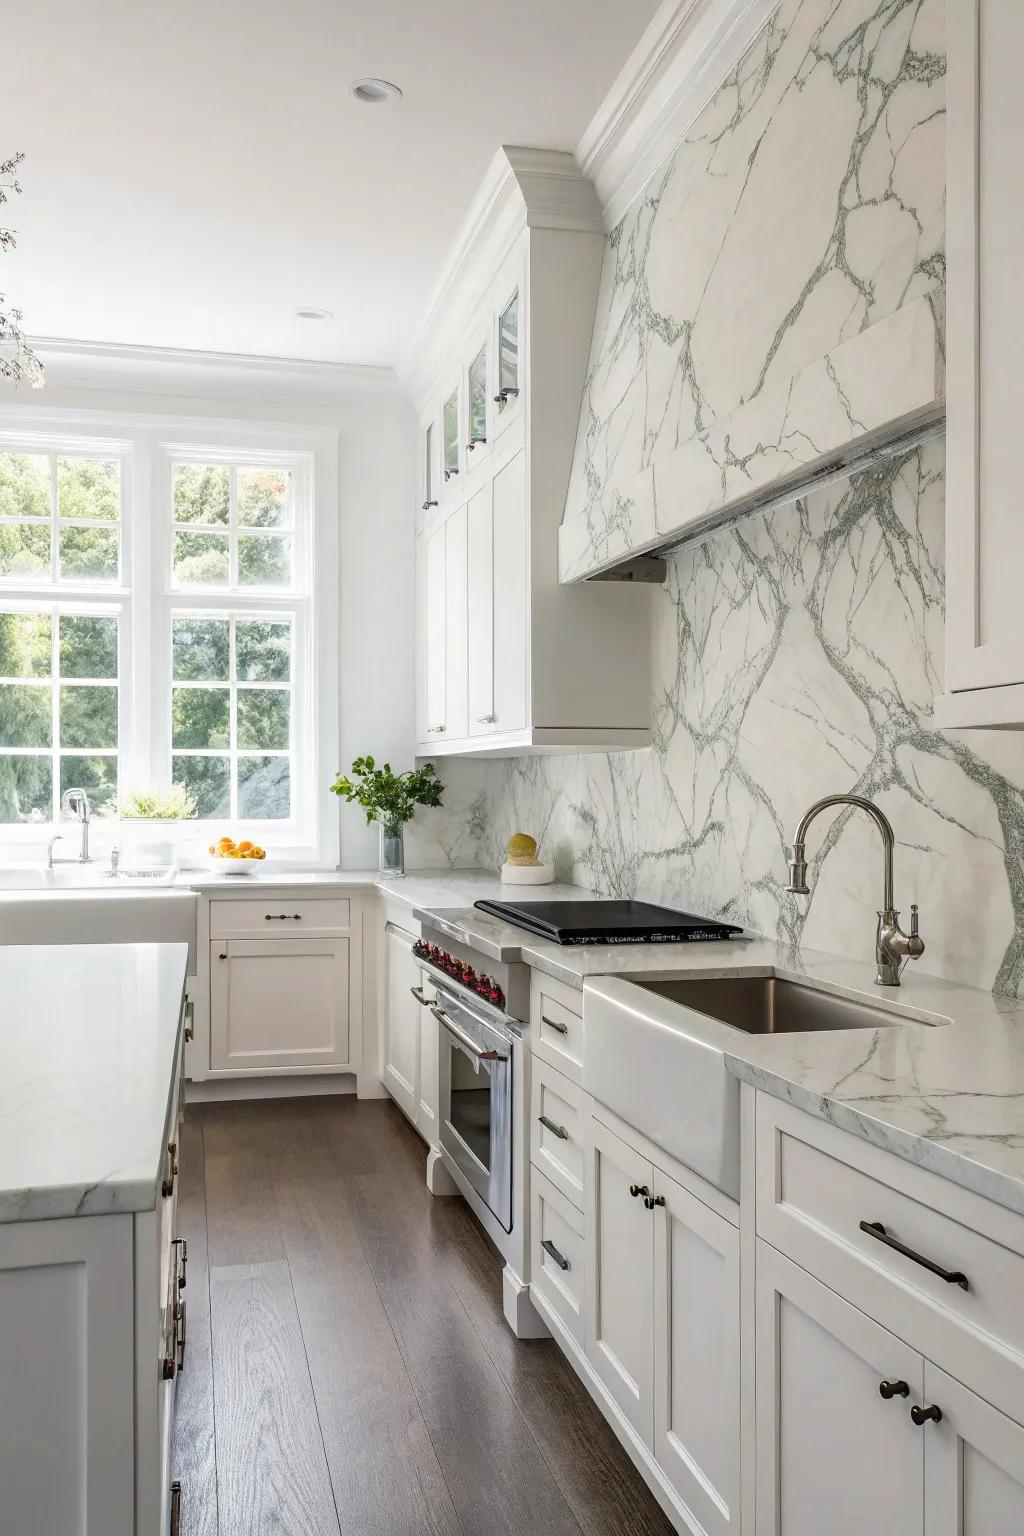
423,440,1024,1000
560,0,946,579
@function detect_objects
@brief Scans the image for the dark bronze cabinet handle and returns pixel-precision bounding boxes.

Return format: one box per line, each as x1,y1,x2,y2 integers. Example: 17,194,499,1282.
410,986,432,1007
541,1014,568,1034
162,1142,178,1198
859,1221,968,1290
422,499,438,510
264,913,302,920
644,1193,666,1210
629,1183,650,1200
173,1236,188,1290
538,1115,569,1140
911,1403,942,1426
879,1379,910,1400
170,1481,183,1536
183,998,194,1043
541,1239,570,1271
218,952,227,960
493,386,520,404
175,1298,187,1373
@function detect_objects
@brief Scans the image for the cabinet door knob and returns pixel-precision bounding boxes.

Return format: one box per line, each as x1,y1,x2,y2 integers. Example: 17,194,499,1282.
218,952,227,960
476,714,496,724
879,1379,910,1400
629,1183,649,1200
910,1403,942,1426
644,1193,666,1210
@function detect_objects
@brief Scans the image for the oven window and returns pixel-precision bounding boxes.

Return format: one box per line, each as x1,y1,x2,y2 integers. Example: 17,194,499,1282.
449,1047,493,1172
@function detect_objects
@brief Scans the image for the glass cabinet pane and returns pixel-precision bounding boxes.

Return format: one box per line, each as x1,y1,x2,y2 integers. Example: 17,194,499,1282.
424,422,435,504
468,346,487,447
498,293,519,405
442,391,459,479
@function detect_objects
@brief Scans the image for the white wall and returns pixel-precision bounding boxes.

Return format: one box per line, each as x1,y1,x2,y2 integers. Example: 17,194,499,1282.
0,355,417,868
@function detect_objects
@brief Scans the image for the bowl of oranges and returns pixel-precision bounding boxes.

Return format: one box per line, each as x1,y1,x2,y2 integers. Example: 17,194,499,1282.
208,835,267,874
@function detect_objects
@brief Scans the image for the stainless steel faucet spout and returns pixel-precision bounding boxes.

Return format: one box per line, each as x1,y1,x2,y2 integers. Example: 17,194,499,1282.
785,792,924,987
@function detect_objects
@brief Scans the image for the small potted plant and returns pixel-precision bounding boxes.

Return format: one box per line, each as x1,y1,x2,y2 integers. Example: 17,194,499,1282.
113,785,197,864
330,756,443,877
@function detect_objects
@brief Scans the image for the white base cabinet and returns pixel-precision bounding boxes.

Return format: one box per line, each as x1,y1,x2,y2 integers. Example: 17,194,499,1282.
382,921,438,1142
204,893,362,1079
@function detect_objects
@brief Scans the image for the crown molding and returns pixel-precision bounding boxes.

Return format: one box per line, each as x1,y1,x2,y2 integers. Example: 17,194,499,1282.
396,146,603,410
21,335,399,404
576,0,780,230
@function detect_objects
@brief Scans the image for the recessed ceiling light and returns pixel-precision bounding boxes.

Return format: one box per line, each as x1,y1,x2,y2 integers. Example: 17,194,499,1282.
350,77,402,105
294,306,333,321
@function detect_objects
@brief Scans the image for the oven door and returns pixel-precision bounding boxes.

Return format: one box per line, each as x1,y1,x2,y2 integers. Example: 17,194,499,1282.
435,985,513,1233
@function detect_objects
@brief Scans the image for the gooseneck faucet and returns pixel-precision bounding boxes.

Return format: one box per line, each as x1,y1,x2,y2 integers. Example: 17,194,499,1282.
785,793,925,987
49,787,93,866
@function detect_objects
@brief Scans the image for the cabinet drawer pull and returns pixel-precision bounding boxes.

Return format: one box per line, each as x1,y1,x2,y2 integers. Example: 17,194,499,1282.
422,499,438,510
175,1298,187,1373
910,1403,942,1426
170,1479,183,1536
859,1220,969,1290
541,1238,570,1271
264,912,302,920
493,386,520,404
183,998,194,1043
173,1236,188,1290
538,1114,569,1140
541,1014,568,1035
162,1141,178,1199
629,1183,650,1200
879,1379,910,1400
410,985,432,1007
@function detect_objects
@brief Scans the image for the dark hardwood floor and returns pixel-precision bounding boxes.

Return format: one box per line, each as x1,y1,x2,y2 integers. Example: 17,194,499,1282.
173,1096,677,1536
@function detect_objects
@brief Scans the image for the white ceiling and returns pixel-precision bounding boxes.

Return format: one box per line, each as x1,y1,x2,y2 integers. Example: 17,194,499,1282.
5,0,660,368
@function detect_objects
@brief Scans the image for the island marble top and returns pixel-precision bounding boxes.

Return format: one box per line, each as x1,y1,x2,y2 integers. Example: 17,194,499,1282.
0,942,189,1224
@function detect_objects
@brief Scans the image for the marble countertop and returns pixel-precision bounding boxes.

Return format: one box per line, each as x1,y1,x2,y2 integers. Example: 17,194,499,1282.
0,942,189,1224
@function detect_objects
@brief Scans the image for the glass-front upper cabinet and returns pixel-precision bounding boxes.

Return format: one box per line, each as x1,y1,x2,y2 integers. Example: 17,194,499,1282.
442,389,459,484
467,344,488,457
422,421,437,511
496,291,519,409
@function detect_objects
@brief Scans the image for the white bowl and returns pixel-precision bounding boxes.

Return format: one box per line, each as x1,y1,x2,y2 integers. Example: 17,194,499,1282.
209,857,263,877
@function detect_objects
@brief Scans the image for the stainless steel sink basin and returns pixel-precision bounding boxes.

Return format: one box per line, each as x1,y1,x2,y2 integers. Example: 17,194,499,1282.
634,975,915,1033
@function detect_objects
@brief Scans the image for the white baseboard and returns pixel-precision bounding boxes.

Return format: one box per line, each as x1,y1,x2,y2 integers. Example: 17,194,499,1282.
185,1074,357,1104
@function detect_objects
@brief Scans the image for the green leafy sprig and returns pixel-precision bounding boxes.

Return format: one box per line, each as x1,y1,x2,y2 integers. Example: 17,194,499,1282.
330,756,444,832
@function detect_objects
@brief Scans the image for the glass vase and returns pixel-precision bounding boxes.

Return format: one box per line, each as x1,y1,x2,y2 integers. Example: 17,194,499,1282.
379,820,405,878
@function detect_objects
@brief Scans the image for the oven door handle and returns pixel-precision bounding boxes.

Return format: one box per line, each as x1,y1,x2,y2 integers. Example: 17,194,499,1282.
431,1005,508,1062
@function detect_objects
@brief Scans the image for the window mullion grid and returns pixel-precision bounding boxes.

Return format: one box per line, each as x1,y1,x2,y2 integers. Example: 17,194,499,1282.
49,453,59,585
229,614,238,820
50,599,59,821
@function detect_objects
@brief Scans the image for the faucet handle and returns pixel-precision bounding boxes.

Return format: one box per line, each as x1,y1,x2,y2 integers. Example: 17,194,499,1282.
786,845,810,896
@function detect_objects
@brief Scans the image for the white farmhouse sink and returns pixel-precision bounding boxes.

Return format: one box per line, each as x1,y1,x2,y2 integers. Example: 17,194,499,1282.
0,865,176,890
583,972,933,1200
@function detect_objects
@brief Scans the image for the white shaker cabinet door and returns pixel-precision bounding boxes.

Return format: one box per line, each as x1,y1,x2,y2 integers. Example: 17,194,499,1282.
923,1362,1024,1536
653,1166,740,1536
424,521,447,738
945,0,1024,698
467,482,495,736
382,924,421,1121
755,1242,924,1536
210,938,351,1072
442,503,469,741
585,1116,656,1448
490,447,527,735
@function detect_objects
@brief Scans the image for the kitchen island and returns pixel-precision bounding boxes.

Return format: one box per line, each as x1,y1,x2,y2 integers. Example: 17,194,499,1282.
0,941,189,1536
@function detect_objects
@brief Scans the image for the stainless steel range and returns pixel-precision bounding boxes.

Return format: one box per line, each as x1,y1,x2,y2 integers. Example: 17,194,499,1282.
414,922,529,1241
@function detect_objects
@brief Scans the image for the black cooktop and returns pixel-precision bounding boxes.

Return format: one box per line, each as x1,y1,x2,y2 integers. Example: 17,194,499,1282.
473,898,743,947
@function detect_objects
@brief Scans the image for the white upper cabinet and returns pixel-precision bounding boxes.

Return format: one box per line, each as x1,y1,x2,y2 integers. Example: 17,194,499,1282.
938,0,1024,727
403,148,652,758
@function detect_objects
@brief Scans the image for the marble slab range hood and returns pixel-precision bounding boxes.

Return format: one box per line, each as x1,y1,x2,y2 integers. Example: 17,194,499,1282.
558,296,945,583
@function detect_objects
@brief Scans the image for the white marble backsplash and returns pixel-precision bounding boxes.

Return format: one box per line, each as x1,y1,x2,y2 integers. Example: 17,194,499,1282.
412,441,1024,999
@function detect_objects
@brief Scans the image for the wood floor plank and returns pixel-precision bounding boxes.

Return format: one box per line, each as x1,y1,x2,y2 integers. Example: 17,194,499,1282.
342,1168,584,1536
442,1234,677,1536
172,1114,219,1536
271,1140,464,1536
209,1258,340,1536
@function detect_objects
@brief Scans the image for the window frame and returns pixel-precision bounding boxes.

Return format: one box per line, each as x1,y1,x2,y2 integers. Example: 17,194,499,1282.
0,411,338,865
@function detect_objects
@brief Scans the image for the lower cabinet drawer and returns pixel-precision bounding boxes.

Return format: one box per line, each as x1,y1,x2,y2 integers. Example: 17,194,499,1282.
531,972,585,1083
531,1167,585,1346
756,1094,1024,1423
530,1056,588,1210
210,897,351,936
